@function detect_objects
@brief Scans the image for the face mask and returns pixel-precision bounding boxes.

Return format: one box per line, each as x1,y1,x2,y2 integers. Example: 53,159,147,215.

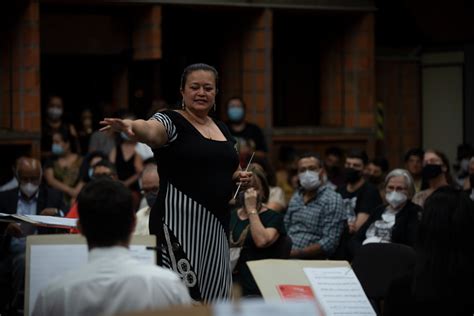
227,107,244,123
344,168,362,184
47,107,63,120
20,182,39,198
52,143,65,156
422,164,443,180
385,191,407,209
298,170,321,191
145,191,158,207
88,167,94,179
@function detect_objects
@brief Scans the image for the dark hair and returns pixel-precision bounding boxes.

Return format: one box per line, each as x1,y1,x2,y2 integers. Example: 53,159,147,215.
325,146,344,159
77,178,134,247
226,96,246,110
79,151,109,182
251,156,277,186
53,129,73,145
414,187,474,300
298,152,324,169
180,63,218,90
404,148,424,162
346,149,368,166
371,157,389,173
93,159,117,176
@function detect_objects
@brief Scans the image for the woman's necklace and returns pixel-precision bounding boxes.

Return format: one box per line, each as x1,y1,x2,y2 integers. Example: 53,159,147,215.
184,110,213,139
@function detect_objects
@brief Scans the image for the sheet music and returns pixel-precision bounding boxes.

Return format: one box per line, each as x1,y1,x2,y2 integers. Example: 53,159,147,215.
23,215,78,228
304,267,376,316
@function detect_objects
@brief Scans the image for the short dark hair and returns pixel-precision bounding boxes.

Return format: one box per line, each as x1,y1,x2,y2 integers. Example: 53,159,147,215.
325,146,344,159
77,178,134,247
180,63,218,91
346,149,368,166
298,152,324,169
371,157,389,173
404,148,424,162
53,129,73,145
93,160,117,176
226,96,246,110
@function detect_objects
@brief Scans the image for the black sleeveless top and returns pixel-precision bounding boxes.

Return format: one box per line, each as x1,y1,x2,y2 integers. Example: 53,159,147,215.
150,110,239,302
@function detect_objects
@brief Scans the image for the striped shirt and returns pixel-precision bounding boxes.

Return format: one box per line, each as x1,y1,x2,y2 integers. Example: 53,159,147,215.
284,184,345,256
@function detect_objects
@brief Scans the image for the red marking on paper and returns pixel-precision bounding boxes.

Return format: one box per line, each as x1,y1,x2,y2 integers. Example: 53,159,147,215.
277,285,315,300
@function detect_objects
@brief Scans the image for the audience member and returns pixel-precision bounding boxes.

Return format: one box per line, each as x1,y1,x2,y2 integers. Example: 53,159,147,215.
225,96,268,164
230,166,286,296
454,144,474,188
284,153,345,259
412,149,450,208
44,130,83,208
77,108,95,153
0,157,65,314
41,95,80,159
337,149,382,233
88,126,116,156
384,187,474,315
364,157,389,187
249,157,287,212
32,178,192,316
134,164,159,236
324,146,345,188
109,113,144,195
463,156,474,201
275,145,299,203
404,148,424,193
349,169,420,256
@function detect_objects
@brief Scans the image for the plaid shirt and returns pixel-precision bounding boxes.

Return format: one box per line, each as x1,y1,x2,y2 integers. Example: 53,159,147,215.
284,184,345,256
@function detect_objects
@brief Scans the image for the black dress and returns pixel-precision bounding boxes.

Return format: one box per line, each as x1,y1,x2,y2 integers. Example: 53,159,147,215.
150,110,239,303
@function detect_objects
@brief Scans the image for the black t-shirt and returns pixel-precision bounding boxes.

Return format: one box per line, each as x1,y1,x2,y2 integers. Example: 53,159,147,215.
226,122,268,153
337,181,382,216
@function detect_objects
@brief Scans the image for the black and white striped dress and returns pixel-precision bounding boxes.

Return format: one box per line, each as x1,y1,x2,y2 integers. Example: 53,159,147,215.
149,110,239,302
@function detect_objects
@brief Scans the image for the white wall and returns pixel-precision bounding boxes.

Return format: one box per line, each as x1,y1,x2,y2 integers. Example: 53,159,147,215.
422,52,464,167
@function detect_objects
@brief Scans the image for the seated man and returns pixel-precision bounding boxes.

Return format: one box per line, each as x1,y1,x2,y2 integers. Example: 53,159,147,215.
33,178,191,316
134,163,159,236
284,153,346,259
0,157,65,314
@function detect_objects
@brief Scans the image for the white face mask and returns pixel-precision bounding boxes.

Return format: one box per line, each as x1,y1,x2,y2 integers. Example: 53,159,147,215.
20,182,39,198
298,170,321,191
385,191,407,209
48,107,63,120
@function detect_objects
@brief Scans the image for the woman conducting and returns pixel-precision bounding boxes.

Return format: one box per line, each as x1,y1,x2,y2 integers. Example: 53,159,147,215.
100,63,251,302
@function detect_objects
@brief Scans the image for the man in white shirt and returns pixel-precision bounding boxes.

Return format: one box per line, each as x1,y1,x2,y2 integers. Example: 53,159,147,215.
33,178,191,316
135,164,159,235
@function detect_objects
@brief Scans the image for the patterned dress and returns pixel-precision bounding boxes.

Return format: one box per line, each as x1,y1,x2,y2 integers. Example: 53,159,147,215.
149,110,239,302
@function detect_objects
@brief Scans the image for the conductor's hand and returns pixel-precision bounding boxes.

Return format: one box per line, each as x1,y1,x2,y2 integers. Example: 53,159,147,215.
233,171,252,190
99,118,135,139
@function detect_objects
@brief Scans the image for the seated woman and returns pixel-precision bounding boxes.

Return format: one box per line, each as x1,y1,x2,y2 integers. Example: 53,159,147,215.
230,167,287,297
44,130,83,208
384,187,474,315
349,169,421,256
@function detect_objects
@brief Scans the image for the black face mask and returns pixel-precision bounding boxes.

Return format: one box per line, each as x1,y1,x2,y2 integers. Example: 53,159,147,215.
344,168,362,184
422,164,443,180
470,173,474,188
145,191,158,207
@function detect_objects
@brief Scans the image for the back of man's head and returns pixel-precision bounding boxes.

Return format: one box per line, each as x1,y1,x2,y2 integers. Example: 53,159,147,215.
77,177,134,248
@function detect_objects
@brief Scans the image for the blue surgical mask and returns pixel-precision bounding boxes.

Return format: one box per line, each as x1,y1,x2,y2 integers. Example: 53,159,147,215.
228,107,244,123
52,143,65,156
88,167,94,179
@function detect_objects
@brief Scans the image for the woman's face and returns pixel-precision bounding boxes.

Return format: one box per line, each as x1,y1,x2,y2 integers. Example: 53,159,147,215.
385,176,408,195
52,134,69,152
181,70,216,113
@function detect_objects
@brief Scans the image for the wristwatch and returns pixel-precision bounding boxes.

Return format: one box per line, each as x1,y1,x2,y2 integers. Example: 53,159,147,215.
248,210,258,215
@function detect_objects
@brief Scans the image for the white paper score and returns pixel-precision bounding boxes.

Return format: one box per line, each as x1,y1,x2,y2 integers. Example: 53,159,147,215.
303,267,375,316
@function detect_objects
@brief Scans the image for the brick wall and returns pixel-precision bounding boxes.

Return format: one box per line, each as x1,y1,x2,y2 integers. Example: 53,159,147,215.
376,59,421,168
133,5,162,61
320,13,375,130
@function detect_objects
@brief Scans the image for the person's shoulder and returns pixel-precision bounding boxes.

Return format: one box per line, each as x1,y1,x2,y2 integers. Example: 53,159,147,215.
0,187,18,198
132,262,182,282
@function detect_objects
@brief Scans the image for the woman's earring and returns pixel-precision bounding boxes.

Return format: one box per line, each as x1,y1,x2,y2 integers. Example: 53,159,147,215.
181,101,185,109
